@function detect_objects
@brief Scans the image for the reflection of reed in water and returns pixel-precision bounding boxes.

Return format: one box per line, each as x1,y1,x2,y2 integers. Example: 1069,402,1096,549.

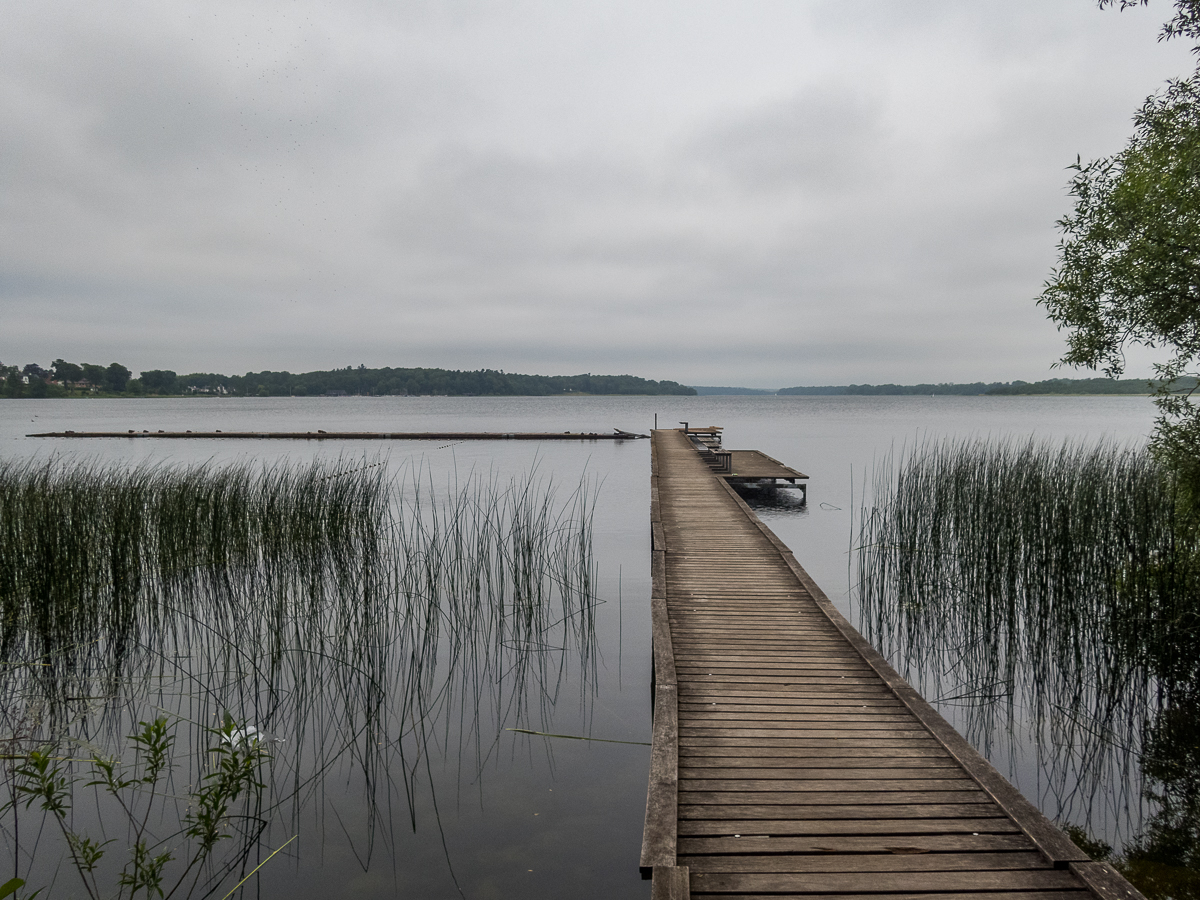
854,437,1200,851
0,455,599,893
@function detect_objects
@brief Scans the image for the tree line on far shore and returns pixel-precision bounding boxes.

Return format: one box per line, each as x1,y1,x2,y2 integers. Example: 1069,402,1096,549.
777,377,1183,396
0,360,697,398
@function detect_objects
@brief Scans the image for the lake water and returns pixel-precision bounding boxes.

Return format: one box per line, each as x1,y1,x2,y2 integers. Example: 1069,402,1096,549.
0,394,1159,898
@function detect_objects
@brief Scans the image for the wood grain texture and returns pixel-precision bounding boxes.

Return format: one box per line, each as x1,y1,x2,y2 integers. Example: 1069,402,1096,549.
641,428,1142,900
652,865,691,900
642,439,680,874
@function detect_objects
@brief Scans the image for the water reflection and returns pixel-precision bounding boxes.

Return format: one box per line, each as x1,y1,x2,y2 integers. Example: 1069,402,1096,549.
0,456,600,897
854,437,1200,898
730,482,809,512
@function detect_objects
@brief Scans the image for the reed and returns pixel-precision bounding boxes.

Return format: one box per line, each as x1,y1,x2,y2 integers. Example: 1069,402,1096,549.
855,437,1199,831
0,454,600,896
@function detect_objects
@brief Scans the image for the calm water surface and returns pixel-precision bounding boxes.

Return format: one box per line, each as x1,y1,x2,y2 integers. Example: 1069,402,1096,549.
0,394,1158,895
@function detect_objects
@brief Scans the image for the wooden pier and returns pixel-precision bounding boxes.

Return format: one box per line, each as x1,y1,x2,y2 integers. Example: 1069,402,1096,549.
641,428,1142,900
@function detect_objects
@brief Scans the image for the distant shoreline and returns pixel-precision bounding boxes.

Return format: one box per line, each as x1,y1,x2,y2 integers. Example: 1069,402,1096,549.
1,369,1181,400
693,377,1181,397
2,363,697,399
1,388,1164,401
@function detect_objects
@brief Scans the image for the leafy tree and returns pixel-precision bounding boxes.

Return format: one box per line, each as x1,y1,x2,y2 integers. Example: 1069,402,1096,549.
52,359,83,384
1041,4,1200,890
104,362,131,393
3,361,694,399
140,369,177,393
80,363,107,387
1039,0,1200,494
1100,0,1200,43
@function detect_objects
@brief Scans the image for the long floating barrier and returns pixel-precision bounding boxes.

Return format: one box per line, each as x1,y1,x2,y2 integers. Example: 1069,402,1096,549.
28,429,650,441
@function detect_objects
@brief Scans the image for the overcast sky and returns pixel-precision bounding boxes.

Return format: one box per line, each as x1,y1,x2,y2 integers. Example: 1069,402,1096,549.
2,1,1195,388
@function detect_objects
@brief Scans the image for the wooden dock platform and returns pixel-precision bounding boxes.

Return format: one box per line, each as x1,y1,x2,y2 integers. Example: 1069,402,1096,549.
720,450,807,504
720,450,806,482
641,428,1141,900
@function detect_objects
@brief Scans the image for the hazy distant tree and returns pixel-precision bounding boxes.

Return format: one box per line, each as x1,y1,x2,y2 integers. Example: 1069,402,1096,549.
140,369,177,394
52,359,83,384
3,371,21,397
104,362,131,392
80,363,106,387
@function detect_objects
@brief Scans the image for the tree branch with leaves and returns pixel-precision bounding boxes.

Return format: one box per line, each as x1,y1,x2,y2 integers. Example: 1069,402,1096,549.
1040,1,1200,494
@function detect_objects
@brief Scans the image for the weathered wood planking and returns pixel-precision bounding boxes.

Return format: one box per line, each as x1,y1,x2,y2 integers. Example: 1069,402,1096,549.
721,449,807,481
641,428,1144,900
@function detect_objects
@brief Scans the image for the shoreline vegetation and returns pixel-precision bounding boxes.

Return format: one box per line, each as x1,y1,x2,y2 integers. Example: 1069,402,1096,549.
679,378,1189,396
770,376,1192,396
856,437,1200,896
0,360,697,398
2,361,1182,400
1,455,600,897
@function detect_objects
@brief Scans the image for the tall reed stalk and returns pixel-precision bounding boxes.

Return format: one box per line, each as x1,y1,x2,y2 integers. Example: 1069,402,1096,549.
855,437,1198,832
0,454,600,895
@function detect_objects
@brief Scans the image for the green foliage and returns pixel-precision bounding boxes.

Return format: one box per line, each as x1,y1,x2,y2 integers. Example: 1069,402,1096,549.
857,438,1197,801
1121,695,1200,882
777,377,1161,396
1039,75,1200,382
857,436,1200,899
52,360,83,384
7,716,271,900
1063,825,1113,862
104,364,131,392
0,455,599,892
1040,1,1200,500
80,363,108,388
0,360,138,397
0,361,696,397
220,366,695,396
0,877,34,900
11,749,72,818
1099,0,1200,45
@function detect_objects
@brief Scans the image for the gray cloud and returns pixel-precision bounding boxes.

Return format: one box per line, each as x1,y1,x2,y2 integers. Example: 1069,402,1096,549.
684,84,887,195
1,0,1195,386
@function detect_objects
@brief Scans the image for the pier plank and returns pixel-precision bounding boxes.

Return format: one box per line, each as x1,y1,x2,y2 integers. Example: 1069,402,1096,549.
642,428,1143,900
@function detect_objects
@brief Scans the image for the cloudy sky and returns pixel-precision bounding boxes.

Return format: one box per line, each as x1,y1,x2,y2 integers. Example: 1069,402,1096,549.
2,1,1194,387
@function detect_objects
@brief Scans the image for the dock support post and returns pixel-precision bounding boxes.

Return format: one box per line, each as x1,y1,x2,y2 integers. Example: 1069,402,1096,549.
650,865,690,899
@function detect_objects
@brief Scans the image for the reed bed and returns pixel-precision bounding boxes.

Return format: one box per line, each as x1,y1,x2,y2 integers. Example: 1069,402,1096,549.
855,437,1198,832
0,454,599,894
